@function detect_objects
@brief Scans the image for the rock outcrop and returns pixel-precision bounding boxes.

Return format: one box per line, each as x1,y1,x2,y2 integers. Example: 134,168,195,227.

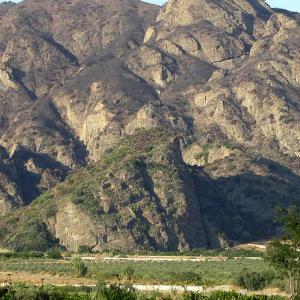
0,130,223,251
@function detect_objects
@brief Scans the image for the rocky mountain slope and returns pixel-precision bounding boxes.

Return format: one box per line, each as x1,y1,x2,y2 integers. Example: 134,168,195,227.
0,0,300,251
0,129,229,251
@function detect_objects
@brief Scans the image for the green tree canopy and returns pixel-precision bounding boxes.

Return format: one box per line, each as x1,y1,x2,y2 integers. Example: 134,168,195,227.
266,206,300,297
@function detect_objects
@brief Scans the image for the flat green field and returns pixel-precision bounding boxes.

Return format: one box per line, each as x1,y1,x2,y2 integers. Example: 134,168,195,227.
0,257,275,286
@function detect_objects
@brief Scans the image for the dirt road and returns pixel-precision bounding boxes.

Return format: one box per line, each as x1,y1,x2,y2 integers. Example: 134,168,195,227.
81,255,262,262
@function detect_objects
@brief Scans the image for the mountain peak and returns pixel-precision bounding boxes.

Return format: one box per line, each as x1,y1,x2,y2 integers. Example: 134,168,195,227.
156,0,273,36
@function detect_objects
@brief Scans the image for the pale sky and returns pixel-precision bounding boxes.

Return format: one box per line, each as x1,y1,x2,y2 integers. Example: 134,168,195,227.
1,0,300,13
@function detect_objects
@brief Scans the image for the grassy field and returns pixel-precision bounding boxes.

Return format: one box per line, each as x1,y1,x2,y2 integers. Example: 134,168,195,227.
0,257,275,286
0,284,286,300
91,248,264,258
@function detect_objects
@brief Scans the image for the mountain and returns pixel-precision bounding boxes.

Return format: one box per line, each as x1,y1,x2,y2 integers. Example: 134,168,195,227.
0,0,300,251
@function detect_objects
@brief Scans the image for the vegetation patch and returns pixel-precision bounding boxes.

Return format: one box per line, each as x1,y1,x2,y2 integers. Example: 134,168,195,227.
0,284,287,300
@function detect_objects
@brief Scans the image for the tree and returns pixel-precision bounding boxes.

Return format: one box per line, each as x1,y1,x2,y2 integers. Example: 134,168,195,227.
266,206,300,298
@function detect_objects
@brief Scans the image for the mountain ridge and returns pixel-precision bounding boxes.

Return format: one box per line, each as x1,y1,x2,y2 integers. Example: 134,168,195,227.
0,0,299,251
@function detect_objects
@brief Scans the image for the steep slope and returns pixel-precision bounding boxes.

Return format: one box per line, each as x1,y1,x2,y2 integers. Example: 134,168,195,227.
1,128,298,251
0,129,228,251
0,0,159,213
0,146,23,215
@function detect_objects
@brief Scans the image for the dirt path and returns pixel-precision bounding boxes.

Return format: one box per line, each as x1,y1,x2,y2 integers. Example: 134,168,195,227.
99,256,228,262
81,255,262,262
0,271,95,286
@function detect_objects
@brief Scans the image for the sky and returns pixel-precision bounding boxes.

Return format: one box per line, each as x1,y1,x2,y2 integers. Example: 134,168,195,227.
1,0,300,13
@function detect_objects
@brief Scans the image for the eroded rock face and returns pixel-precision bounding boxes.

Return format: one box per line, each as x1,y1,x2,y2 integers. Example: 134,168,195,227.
126,45,177,87
156,0,271,35
0,170,22,216
190,9,300,158
0,146,22,215
0,131,224,251
0,0,159,209
54,202,98,251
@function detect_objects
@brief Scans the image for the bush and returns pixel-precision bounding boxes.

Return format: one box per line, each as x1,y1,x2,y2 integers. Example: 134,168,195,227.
165,271,202,285
237,270,267,291
64,252,72,258
183,291,284,300
0,284,285,300
0,286,9,297
78,245,92,254
4,219,57,252
123,267,135,281
72,256,88,277
45,247,63,259
0,283,89,300
182,291,205,300
0,251,44,260
92,283,137,300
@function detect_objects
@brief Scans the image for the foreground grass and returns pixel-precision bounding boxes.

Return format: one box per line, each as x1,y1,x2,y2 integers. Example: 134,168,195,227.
92,259,273,286
0,284,286,300
0,258,274,286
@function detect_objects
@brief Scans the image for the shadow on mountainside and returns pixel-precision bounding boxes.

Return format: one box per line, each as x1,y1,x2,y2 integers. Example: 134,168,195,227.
192,158,300,244
11,148,70,205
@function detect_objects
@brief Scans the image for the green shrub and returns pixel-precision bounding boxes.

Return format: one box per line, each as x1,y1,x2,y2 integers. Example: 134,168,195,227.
72,256,88,277
166,271,202,284
92,283,137,300
0,251,44,260
0,286,9,297
0,284,286,300
182,291,284,300
194,150,209,163
4,219,57,252
78,245,93,254
45,247,63,259
64,252,72,258
182,291,205,300
143,248,263,258
138,291,171,300
123,266,135,281
237,270,267,291
0,283,89,300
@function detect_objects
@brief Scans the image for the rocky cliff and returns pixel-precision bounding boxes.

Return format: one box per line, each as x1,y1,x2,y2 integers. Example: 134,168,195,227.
0,0,300,251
